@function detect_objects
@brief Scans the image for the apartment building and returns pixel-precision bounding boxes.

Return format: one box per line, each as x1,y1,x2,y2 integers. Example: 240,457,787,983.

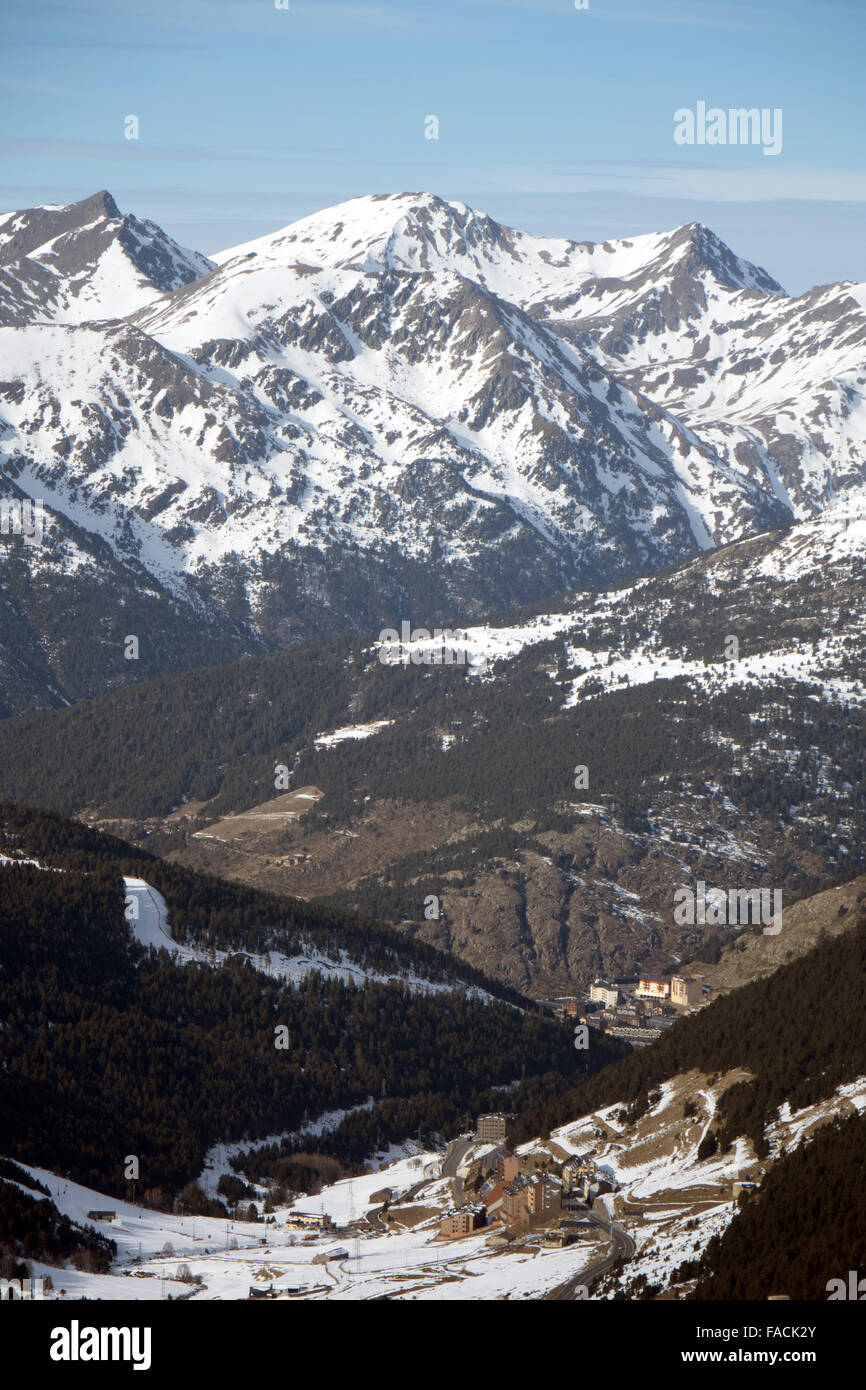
670,975,703,1007
635,976,670,1001
589,981,619,1008
476,1112,509,1144
439,1204,487,1238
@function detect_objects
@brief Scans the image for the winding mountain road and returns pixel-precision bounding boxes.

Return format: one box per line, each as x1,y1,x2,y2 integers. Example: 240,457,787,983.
551,1210,636,1300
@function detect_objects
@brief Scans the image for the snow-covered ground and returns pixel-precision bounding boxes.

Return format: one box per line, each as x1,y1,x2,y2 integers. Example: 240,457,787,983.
314,720,394,748
1,1133,608,1303
123,876,495,1000
362,499,866,712
197,1102,379,1194
0,852,53,869
10,1070,866,1300
548,1070,866,1299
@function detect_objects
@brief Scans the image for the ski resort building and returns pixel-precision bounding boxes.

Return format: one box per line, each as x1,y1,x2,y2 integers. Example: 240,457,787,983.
439,1204,487,1237
502,1172,562,1222
635,976,671,1001
670,975,703,1007
475,1112,508,1143
589,981,619,1007
286,1211,334,1231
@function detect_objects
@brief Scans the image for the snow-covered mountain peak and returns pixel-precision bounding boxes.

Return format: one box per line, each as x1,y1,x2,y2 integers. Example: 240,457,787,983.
211,195,785,318
0,189,121,264
2,188,866,713
212,192,471,271
0,189,214,326
655,220,785,296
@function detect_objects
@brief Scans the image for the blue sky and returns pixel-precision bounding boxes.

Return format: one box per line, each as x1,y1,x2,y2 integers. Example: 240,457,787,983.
1,0,864,292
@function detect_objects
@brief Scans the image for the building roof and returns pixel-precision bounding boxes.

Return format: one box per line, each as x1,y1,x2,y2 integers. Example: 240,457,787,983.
504,1171,562,1195
441,1203,486,1230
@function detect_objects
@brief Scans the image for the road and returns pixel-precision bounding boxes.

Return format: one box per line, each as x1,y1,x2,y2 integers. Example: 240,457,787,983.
442,1138,474,1178
442,1137,474,1205
366,1204,388,1232
551,1210,636,1300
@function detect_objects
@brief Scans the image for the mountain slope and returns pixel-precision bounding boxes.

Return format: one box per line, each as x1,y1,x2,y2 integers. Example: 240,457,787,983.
1,506,864,994
514,906,866,1157
505,912,866,1300
0,800,614,1202
1,190,864,712
0,189,213,327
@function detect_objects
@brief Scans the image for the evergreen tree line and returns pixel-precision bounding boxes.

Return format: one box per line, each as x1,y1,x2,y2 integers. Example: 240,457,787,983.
0,1179,116,1274
510,914,866,1159
0,839,588,1203
0,801,526,1002
688,1111,866,1300
0,595,862,903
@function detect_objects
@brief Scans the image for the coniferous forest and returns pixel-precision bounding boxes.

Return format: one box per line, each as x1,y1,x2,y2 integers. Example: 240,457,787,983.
690,1111,866,1300
2,0,866,1334
0,802,616,1222
511,914,866,1156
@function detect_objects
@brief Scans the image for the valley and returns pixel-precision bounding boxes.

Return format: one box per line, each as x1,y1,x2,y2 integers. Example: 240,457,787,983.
3,496,860,996
2,178,866,1316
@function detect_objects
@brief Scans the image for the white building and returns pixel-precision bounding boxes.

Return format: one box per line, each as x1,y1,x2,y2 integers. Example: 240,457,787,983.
589,981,619,1008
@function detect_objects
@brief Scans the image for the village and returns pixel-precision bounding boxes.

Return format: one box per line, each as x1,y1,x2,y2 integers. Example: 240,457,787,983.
541,971,712,1047
433,1111,616,1248
234,1106,622,1291
24,1057,855,1303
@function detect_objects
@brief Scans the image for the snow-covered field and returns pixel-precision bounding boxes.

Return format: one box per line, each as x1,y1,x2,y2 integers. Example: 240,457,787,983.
123,875,495,1000
3,1147,598,1302
9,1069,865,1301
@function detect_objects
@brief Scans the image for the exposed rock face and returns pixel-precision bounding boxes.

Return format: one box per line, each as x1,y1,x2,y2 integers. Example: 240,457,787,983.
1,190,865,712
0,189,213,327
690,875,866,994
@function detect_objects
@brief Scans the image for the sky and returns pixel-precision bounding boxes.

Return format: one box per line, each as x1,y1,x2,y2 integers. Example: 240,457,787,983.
1,0,864,293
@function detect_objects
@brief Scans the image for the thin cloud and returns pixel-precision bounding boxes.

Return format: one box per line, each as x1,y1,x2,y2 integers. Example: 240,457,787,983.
0,137,361,163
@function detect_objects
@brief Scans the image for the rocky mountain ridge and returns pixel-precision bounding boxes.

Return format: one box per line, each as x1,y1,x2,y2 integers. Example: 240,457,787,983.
1,189,864,712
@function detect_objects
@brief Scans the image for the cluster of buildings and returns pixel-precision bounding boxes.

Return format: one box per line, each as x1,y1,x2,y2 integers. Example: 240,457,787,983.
571,973,710,1046
440,1161,563,1238
484,1169,563,1225
438,1118,616,1240
560,1154,614,1204
538,996,581,1018
592,973,708,1010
